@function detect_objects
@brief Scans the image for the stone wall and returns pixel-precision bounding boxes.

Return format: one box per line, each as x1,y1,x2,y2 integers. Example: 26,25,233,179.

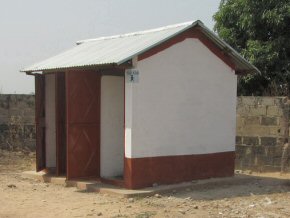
236,97,290,171
0,94,35,150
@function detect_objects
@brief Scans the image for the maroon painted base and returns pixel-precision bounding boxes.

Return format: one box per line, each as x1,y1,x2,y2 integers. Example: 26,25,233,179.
124,151,235,189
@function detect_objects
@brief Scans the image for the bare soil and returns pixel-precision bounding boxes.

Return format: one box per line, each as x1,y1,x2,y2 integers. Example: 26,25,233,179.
1,150,290,218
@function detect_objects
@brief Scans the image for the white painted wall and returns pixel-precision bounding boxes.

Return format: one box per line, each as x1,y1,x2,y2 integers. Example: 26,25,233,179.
45,74,56,167
100,76,124,178
125,38,237,158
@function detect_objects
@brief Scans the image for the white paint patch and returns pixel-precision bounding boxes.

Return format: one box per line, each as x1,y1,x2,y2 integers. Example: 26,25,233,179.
125,38,237,158
100,76,125,178
45,74,56,167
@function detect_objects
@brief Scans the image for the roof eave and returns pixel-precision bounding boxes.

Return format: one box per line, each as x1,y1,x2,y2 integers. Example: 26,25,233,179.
20,61,134,74
197,22,260,75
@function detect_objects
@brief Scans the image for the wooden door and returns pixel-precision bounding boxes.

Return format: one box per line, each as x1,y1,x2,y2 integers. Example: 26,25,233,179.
66,70,101,179
35,74,46,171
55,72,66,175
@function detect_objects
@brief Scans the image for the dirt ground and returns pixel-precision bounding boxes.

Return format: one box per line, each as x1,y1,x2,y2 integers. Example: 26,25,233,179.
1,150,290,218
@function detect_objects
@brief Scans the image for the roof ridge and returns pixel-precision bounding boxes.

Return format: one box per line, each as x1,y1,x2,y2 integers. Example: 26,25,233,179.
76,20,196,44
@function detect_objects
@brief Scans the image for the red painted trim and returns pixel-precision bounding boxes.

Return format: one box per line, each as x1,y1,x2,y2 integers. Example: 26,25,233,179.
65,71,70,179
123,74,127,186
124,151,235,189
138,27,236,71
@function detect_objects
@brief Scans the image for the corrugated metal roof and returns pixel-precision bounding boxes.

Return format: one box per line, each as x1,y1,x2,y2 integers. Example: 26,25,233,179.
21,20,260,74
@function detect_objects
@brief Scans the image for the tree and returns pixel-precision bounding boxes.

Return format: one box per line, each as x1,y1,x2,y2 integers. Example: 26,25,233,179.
214,0,290,96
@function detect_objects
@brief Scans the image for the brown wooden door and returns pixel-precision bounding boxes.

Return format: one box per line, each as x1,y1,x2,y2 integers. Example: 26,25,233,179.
66,70,101,179
55,72,66,175
35,74,46,171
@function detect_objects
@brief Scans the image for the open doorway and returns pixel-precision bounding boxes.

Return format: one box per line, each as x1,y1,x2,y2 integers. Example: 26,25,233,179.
44,74,57,172
42,72,67,176
100,75,125,183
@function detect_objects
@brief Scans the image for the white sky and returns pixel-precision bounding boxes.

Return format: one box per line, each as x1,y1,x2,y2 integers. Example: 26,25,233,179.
0,0,220,94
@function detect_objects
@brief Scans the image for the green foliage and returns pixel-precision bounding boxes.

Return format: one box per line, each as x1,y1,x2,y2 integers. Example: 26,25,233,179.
214,0,290,96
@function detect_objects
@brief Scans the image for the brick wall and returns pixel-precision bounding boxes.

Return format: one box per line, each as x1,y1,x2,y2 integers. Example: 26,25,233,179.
0,94,35,150
236,97,289,171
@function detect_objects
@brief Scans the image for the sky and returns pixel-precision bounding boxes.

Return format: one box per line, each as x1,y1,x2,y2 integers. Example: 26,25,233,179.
0,0,221,94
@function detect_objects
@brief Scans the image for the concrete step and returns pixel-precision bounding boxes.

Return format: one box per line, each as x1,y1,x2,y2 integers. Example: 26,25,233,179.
22,171,260,198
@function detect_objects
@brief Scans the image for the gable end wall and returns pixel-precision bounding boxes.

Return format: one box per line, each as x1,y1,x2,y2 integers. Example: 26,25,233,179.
124,36,237,188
